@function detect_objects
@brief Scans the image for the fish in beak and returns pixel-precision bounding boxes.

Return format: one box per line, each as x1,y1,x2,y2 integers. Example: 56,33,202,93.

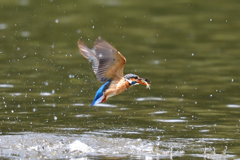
136,78,151,89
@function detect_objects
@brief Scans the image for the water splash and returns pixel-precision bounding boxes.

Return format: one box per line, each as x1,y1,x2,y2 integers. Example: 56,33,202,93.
0,133,236,159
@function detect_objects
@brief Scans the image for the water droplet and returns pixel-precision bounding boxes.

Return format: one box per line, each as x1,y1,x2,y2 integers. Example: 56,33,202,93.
152,60,159,65
69,74,75,78
0,23,8,30
21,31,30,37
19,0,30,6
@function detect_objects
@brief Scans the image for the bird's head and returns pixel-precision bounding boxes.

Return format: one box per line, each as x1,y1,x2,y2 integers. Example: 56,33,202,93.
124,74,151,89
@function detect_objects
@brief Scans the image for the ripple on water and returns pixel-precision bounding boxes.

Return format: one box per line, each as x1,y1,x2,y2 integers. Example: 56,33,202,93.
226,104,240,108
39,92,52,96
119,107,128,110
199,130,210,133
0,84,14,88
154,119,188,123
10,93,22,96
72,103,85,106
95,103,117,107
136,97,163,101
75,114,91,118
151,111,167,114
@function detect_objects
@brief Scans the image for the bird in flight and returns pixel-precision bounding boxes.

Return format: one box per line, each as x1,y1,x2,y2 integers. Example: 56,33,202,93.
78,37,150,106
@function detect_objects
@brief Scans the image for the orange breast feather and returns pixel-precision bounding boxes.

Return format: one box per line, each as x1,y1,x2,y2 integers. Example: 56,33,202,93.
103,78,130,100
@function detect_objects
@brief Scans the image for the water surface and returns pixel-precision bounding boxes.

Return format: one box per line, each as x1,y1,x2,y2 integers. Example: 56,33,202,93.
0,0,240,159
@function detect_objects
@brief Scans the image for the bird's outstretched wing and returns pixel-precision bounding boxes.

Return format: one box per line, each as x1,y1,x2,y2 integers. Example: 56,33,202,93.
78,37,126,83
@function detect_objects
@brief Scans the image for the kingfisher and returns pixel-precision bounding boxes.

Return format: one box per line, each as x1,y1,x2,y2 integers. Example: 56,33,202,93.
78,37,150,106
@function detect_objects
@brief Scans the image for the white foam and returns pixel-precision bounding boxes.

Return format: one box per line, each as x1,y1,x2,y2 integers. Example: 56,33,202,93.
68,140,95,152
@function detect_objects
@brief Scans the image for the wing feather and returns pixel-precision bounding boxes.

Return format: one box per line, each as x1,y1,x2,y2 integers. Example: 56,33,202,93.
94,37,126,82
78,39,99,75
78,37,126,83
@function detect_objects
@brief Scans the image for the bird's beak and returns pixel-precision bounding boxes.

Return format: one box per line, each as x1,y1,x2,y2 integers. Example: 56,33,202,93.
136,78,151,89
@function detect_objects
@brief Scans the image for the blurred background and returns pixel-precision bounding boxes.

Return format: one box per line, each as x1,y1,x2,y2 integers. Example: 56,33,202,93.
0,0,240,159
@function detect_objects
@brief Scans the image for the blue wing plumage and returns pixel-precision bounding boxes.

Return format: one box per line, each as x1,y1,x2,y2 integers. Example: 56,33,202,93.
90,80,111,106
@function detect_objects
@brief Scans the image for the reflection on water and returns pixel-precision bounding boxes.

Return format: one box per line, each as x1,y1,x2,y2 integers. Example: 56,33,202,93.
1,0,240,159
0,132,235,159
